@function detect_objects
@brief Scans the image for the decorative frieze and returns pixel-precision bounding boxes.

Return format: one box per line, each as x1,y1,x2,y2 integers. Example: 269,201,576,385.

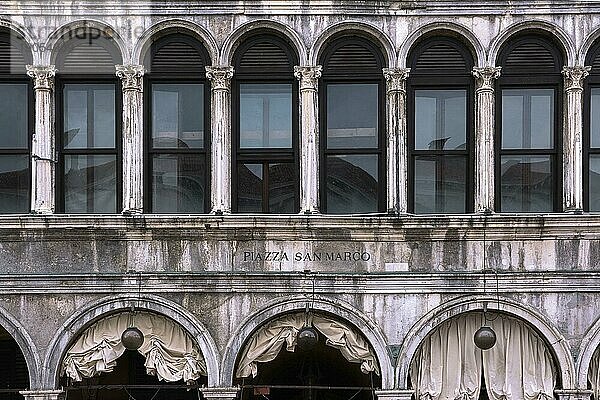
27,65,58,214
295,65,322,213
383,68,410,214
206,66,234,214
472,66,501,213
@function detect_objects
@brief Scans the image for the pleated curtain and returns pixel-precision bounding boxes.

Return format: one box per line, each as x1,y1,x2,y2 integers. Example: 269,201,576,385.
411,313,555,400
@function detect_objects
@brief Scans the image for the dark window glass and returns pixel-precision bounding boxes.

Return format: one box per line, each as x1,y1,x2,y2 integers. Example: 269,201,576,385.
588,88,600,210
502,89,554,149
327,84,378,149
240,84,292,148
0,155,29,213
414,155,467,213
415,90,466,150
325,154,378,214
591,88,600,147
0,83,28,149
500,155,553,212
151,154,205,213
64,155,117,213
589,155,600,211
237,163,263,212
152,84,204,149
236,162,295,213
268,163,295,213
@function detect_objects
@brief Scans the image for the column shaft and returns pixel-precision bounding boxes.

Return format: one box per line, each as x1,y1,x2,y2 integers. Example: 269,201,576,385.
295,65,322,213
383,68,410,214
206,66,234,214
562,66,591,212
473,67,501,213
116,65,145,214
27,65,57,214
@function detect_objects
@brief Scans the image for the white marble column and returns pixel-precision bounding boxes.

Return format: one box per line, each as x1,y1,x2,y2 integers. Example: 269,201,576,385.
555,389,593,400
20,390,64,400
206,66,234,214
383,68,410,214
562,66,591,212
26,65,57,214
116,65,145,214
375,389,414,400
201,387,240,400
472,66,501,213
294,65,322,214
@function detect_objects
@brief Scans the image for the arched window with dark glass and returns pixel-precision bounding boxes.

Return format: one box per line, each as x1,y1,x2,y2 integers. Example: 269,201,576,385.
407,36,474,213
584,40,600,211
144,33,211,213
232,32,299,213
55,28,122,213
496,33,564,212
319,35,386,214
0,30,32,213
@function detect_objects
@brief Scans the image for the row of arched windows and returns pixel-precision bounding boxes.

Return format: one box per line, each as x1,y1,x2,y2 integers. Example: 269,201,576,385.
3,27,600,214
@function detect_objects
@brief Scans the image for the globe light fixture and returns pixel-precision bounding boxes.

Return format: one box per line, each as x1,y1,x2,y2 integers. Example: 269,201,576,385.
474,325,496,350
121,326,144,350
297,326,319,348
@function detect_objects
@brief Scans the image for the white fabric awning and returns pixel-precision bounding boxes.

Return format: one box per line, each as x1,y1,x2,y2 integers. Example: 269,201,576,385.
61,311,207,383
236,312,380,378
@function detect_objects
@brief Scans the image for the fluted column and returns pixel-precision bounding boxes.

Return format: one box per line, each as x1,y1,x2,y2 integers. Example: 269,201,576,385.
26,65,57,214
206,66,234,214
20,390,64,400
116,65,145,214
294,65,322,214
562,66,591,212
383,68,410,214
472,66,501,213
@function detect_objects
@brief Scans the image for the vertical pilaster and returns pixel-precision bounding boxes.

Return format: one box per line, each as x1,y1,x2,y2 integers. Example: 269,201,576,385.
562,66,591,212
116,65,145,214
26,65,57,214
383,68,410,214
375,389,414,400
472,66,501,213
201,387,240,400
294,65,322,214
20,390,64,400
206,66,234,214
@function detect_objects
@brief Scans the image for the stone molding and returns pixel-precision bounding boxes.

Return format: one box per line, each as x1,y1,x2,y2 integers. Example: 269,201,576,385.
26,65,57,91
19,390,64,400
563,66,591,92
115,64,145,91
206,66,234,91
472,66,501,93
294,65,322,91
200,387,240,400
383,68,410,93
375,390,415,400
555,390,593,400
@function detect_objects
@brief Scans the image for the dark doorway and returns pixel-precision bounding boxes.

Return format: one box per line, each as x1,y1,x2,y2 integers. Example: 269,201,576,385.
64,350,206,400
0,325,29,400
237,333,380,400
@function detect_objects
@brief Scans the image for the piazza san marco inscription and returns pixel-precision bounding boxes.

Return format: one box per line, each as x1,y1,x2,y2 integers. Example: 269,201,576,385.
241,250,372,262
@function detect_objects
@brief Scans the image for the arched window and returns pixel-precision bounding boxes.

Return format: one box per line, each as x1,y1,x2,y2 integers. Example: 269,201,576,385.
0,30,32,213
144,33,211,213
319,35,386,214
232,32,299,213
584,40,600,211
407,36,474,213
55,28,122,213
496,33,564,212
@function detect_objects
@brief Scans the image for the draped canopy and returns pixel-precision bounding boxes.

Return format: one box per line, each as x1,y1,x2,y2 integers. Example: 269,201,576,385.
236,312,380,378
411,313,556,400
61,311,207,383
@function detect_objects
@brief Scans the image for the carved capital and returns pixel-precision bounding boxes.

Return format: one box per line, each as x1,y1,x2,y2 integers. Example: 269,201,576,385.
563,66,591,92
26,65,57,91
472,66,501,93
383,68,410,93
294,65,322,91
206,66,234,91
116,64,145,91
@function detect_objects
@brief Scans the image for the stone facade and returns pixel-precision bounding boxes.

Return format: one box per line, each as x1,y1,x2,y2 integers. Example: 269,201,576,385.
0,1,600,399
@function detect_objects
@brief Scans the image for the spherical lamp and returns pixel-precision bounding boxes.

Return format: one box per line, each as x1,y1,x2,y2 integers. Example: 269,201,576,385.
121,327,144,350
473,326,496,350
297,326,319,348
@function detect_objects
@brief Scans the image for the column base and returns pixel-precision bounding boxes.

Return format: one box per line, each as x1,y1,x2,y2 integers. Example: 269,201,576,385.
20,390,64,400
201,387,240,400
555,389,593,400
375,389,414,400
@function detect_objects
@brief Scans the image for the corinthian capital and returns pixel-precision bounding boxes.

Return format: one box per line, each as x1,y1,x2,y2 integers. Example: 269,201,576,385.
206,66,234,91
116,65,145,91
26,65,57,90
563,66,591,92
294,65,322,91
383,68,410,93
472,67,501,92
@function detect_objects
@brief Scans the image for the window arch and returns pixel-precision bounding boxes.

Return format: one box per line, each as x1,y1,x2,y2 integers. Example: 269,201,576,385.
0,29,32,213
584,39,600,211
143,33,211,213
55,28,123,213
496,33,564,212
319,35,386,214
232,32,299,213
407,35,474,213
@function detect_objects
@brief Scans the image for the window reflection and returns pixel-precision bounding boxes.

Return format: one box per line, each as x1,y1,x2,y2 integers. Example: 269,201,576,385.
0,155,28,213
502,89,554,149
414,156,466,213
152,154,205,213
415,90,466,150
236,163,295,213
326,155,378,214
0,84,28,149
64,155,117,213
327,84,378,149
500,156,553,212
